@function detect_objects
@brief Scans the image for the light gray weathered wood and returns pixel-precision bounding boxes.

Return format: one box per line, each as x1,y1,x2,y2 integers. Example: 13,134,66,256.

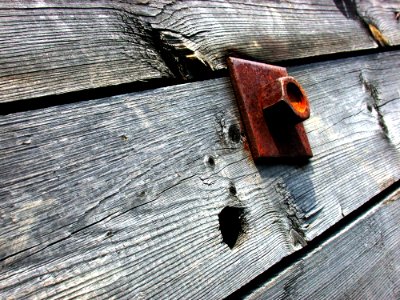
246,188,400,300
0,1,172,103
0,51,399,299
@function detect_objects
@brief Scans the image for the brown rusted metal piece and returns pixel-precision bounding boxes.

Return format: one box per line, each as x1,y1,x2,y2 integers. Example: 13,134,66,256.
227,57,312,161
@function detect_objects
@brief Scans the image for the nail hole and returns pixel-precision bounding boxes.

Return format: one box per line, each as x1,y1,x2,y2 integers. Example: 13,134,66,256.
218,206,246,249
207,156,215,167
286,82,306,112
228,124,241,143
229,183,237,196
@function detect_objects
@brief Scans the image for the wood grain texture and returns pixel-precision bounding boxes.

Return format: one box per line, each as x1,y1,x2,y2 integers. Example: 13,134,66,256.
2,0,400,103
246,188,400,300
0,1,172,104
356,0,400,46
0,0,386,104
1,51,400,299
134,0,378,78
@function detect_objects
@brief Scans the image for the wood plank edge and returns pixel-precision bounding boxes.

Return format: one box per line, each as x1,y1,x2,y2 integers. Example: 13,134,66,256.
3,46,400,115
0,76,179,115
225,180,400,299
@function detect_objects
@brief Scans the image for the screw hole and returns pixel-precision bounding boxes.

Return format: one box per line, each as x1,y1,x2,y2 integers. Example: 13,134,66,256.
218,206,246,249
207,156,215,167
229,183,237,196
228,124,241,143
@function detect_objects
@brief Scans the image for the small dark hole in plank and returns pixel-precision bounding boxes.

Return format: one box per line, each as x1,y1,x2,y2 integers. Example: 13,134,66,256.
229,183,237,196
219,206,245,249
228,124,241,143
207,156,215,167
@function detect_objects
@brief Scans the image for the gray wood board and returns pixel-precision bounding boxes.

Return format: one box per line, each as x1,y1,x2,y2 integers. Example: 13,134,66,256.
356,0,400,46
0,51,399,299
246,188,400,300
0,1,172,104
134,0,396,77
3,0,400,103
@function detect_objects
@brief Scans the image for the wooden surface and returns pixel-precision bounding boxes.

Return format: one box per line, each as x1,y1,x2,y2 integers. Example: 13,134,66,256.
0,1,172,104
3,0,400,103
246,188,400,300
140,0,378,75
1,51,399,299
356,0,400,46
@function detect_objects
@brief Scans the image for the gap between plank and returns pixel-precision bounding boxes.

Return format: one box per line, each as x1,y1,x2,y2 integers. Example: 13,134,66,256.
224,180,400,300
1,45,400,116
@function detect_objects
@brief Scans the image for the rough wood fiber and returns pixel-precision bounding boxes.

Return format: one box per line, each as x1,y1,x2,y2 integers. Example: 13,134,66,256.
356,0,400,46
2,0,399,103
135,0,379,78
246,188,400,300
1,51,400,299
0,0,385,104
0,1,172,104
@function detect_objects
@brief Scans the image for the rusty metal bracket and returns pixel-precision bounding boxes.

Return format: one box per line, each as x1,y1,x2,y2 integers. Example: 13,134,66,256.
227,57,312,161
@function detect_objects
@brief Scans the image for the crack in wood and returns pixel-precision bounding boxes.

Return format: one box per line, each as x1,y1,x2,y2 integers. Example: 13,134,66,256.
359,72,390,140
151,29,214,80
1,50,400,299
226,180,400,299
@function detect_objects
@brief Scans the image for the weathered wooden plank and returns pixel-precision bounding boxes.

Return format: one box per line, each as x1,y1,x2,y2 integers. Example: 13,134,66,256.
356,0,400,46
3,0,399,103
0,1,172,104
2,0,399,104
360,53,400,148
284,50,400,240
246,188,400,300
136,0,385,78
0,51,399,299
